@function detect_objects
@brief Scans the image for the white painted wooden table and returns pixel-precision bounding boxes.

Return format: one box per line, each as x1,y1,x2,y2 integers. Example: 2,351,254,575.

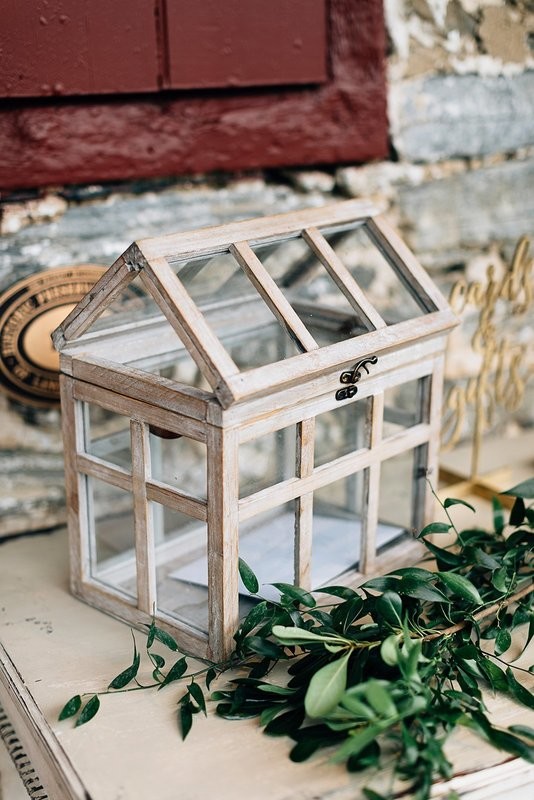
0,528,533,800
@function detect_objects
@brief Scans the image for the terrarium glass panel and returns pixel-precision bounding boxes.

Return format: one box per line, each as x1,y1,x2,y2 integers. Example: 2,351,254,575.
84,403,131,471
149,432,207,498
89,273,164,333
252,237,371,345
239,503,296,601
312,473,364,584
314,397,371,467
239,425,296,498
378,449,416,532
320,223,428,324
153,502,209,633
383,378,427,438
89,477,136,599
171,251,302,369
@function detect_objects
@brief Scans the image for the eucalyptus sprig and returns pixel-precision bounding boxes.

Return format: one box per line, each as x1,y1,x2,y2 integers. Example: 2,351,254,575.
59,479,534,800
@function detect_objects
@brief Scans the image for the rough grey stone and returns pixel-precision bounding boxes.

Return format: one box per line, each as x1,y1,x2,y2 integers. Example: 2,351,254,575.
398,158,534,268
0,180,323,292
391,72,534,163
0,452,66,536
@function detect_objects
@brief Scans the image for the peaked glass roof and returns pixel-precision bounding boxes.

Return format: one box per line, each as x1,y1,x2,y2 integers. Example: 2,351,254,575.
55,202,453,406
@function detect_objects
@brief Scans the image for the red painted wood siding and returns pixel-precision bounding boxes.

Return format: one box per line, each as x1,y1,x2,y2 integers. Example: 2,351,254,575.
0,0,387,190
1,0,160,97
164,1,327,89
1,0,326,98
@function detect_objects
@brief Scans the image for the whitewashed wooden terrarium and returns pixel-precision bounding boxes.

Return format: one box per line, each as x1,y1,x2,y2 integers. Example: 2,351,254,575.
53,201,456,660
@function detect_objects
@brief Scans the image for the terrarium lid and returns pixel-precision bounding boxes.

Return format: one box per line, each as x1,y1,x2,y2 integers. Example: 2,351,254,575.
52,200,455,408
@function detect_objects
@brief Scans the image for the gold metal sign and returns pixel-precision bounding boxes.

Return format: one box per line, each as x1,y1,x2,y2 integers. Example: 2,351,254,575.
442,236,533,487
0,266,105,407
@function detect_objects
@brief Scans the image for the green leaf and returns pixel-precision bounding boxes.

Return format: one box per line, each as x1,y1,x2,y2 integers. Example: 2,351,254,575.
380,634,399,667
75,695,100,727
238,557,259,594
437,572,483,606
264,707,305,736
304,651,351,718
365,680,397,718
375,590,403,627
491,566,509,594
151,653,165,669
399,576,450,604
479,657,508,691
503,478,534,499
417,522,452,538
245,636,285,660
188,681,206,715
494,629,512,657
108,642,140,690
506,668,534,710
509,725,534,741
58,695,82,721
270,583,316,608
159,657,188,689
273,626,347,646
473,548,501,571
509,497,526,527
444,497,476,512
492,496,505,535
152,626,179,652
340,694,376,720
205,667,217,690
179,701,193,740
332,724,384,762
318,585,359,600
238,601,272,638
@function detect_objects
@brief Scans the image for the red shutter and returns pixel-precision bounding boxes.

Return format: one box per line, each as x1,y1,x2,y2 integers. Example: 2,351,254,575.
0,0,388,189
163,0,327,89
0,0,159,97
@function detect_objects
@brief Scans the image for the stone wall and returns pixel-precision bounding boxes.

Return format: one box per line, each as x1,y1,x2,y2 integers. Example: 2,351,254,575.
0,0,533,536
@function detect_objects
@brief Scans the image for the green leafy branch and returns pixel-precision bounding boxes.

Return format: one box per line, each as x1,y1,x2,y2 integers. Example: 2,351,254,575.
59,479,534,800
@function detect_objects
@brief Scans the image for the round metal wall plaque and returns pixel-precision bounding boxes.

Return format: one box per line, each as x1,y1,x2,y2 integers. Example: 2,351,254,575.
0,265,105,407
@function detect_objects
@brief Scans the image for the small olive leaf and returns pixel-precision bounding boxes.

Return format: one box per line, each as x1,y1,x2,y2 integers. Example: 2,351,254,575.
375,591,403,627
332,723,383,762
503,478,534,499
58,695,82,721
318,585,359,600
380,634,400,667
205,667,217,690
417,521,452,539
437,572,483,607
365,680,397,718
492,496,505,536
340,693,376,720
179,700,193,740
159,656,188,689
146,620,156,649
238,601,271,638
399,577,450,604
473,548,501,571
151,653,165,669
509,496,526,527
270,583,316,608
75,695,100,727
491,566,509,594
238,557,259,594
443,497,476,512
510,725,534,741
188,681,206,715
108,643,140,690
304,651,351,718
272,625,348,646
152,626,179,652
245,636,285,660
506,668,534,710
494,629,512,657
